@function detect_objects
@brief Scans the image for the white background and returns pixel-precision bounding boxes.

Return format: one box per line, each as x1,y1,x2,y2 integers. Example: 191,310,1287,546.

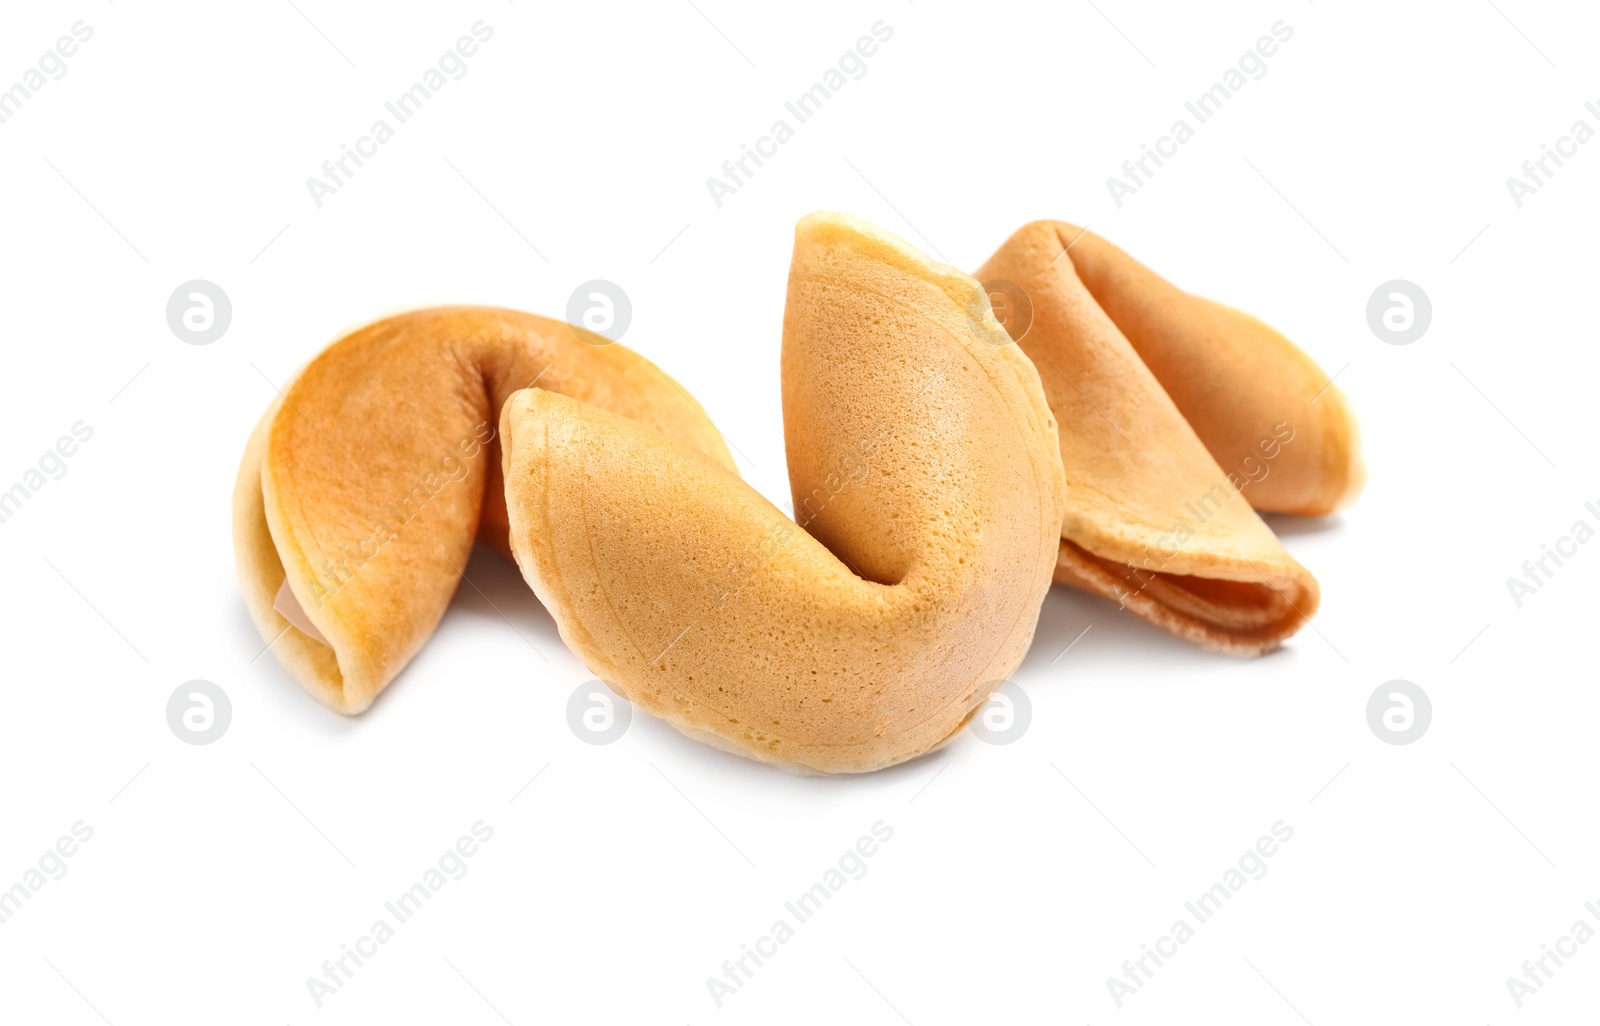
1,0,1596,1022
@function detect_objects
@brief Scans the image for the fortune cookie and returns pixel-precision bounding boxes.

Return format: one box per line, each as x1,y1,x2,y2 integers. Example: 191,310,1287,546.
1013,222,1364,515
977,221,1320,655
500,213,1067,772
234,306,735,713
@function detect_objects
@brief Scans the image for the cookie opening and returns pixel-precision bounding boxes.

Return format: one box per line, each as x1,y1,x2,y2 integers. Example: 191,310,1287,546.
273,578,331,646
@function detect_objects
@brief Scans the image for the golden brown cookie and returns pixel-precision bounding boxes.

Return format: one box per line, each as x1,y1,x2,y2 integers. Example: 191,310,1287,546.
1007,222,1363,515
977,221,1320,654
234,306,734,713
500,213,1067,772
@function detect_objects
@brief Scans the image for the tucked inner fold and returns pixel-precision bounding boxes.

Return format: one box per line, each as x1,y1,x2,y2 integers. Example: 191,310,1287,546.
975,221,1320,654
233,306,736,713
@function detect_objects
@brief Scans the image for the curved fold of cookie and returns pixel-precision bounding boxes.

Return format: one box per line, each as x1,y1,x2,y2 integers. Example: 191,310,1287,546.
233,306,735,714
977,221,1318,655
500,213,1067,773
1001,221,1363,515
